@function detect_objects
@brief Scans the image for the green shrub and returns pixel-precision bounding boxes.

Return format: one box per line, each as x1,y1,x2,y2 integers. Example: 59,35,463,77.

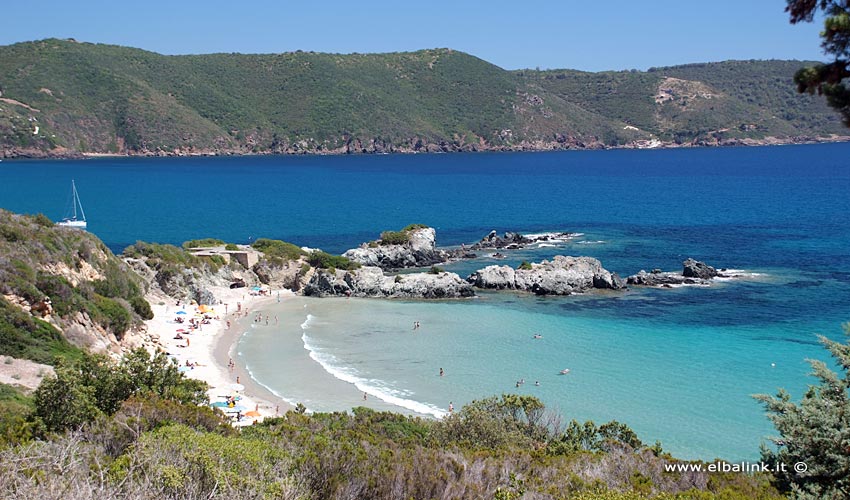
182,238,225,249
252,238,307,261
0,297,83,364
428,265,444,274
517,261,533,270
30,213,54,227
93,295,132,337
308,251,360,270
401,223,429,232
379,230,410,245
130,296,154,320
224,243,238,251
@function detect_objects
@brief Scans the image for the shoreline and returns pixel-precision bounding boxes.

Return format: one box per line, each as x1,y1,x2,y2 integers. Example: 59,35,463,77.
142,286,293,426
5,135,850,160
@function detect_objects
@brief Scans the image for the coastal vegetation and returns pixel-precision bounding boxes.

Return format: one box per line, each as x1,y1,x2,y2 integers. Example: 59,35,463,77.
0,210,847,497
250,238,307,262
0,39,845,158
0,382,783,499
0,209,150,349
182,238,225,249
307,250,360,271
786,0,850,126
755,323,850,499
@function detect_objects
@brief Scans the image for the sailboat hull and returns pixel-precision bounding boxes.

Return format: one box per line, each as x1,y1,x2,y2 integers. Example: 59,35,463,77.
57,219,87,229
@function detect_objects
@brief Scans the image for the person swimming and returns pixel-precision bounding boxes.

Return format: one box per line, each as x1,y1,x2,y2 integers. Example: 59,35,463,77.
533,334,542,339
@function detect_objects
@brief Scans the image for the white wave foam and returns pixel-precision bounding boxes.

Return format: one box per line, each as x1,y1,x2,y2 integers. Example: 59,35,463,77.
576,240,605,245
300,322,447,418
536,243,557,248
243,363,307,411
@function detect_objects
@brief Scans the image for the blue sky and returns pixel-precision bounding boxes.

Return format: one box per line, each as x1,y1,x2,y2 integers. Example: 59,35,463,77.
0,0,827,71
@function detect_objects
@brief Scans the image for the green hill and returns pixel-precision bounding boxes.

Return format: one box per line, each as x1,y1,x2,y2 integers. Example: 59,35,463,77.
0,39,845,157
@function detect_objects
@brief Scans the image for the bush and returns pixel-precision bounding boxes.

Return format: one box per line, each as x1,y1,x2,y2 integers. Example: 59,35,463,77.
182,238,225,249
308,251,360,271
33,348,209,434
30,213,53,227
379,230,410,246
0,297,83,364
517,261,533,270
224,243,238,251
130,296,154,320
93,295,132,337
252,238,307,261
428,265,444,274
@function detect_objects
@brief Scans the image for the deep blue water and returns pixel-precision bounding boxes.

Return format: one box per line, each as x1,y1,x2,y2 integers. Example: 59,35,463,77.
2,144,850,459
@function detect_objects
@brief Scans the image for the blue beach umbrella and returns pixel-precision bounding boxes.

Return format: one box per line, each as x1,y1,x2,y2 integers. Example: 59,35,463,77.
210,401,229,408
178,366,191,373
175,310,187,315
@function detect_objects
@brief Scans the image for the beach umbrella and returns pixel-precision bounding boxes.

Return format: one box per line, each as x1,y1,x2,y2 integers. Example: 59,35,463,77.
229,404,248,412
175,311,187,315
178,366,192,373
229,383,245,392
244,410,261,418
210,401,229,408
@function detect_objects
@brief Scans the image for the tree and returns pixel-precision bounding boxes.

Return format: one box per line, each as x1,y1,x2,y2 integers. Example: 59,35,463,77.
787,1,850,125
754,323,850,499
32,348,207,433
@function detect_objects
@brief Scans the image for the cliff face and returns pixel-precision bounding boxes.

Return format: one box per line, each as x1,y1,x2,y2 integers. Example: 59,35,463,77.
0,210,152,358
1,39,845,159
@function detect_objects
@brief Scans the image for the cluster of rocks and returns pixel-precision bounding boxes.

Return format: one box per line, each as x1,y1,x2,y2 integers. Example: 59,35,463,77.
467,230,578,251
343,227,448,270
304,266,474,299
467,255,625,295
314,226,734,299
626,258,725,287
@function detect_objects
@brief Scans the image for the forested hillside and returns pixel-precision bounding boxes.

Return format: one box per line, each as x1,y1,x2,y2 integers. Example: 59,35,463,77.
0,39,845,158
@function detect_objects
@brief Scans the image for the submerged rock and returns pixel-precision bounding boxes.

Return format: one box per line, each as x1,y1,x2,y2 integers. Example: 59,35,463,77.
468,255,625,295
304,266,475,298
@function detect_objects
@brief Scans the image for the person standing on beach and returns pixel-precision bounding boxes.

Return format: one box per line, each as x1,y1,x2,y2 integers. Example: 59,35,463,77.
449,402,454,413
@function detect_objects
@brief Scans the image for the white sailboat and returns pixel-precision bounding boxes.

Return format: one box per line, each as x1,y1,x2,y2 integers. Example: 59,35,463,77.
57,180,87,229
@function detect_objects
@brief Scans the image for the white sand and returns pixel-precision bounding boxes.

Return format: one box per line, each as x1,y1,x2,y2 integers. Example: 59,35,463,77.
143,286,295,426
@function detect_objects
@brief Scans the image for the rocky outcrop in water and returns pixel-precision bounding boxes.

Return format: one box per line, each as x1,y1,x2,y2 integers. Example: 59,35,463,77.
467,256,625,295
467,230,578,251
304,266,475,298
627,259,724,287
343,227,448,270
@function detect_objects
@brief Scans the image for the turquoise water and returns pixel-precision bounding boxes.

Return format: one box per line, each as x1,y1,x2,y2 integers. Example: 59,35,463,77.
2,144,850,460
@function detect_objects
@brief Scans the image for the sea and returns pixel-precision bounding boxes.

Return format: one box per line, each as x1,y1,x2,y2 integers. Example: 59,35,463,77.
2,144,849,461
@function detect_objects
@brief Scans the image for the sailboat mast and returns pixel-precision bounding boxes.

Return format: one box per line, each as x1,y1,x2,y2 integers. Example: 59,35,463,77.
71,180,78,220
73,180,86,222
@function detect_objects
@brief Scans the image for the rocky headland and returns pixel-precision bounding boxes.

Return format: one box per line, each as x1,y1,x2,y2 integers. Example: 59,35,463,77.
343,226,448,270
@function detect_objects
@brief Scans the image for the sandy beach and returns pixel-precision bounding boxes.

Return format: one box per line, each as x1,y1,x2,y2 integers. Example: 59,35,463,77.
143,286,294,425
